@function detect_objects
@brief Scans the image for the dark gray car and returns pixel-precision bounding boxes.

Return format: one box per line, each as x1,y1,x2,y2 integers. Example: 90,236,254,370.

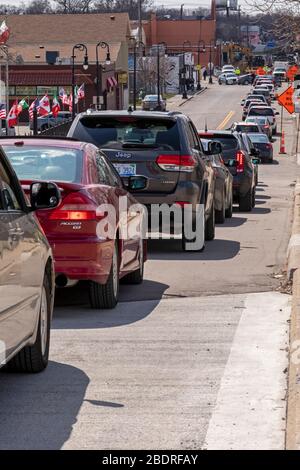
68,110,216,251
0,145,60,372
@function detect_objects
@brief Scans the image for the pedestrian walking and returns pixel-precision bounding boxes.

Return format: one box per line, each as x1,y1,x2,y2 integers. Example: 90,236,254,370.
203,68,208,81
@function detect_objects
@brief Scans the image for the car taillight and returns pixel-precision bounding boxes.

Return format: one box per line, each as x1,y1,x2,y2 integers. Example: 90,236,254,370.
266,143,272,149
50,192,105,221
236,151,245,173
263,125,269,129
156,155,197,172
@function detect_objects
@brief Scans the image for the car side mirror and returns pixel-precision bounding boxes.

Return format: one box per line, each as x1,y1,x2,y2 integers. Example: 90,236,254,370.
275,112,280,115
30,182,61,210
126,175,148,192
252,157,261,165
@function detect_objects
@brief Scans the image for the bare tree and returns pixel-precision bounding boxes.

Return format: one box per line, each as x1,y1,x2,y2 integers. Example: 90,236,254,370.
94,0,153,19
53,0,95,13
25,0,52,14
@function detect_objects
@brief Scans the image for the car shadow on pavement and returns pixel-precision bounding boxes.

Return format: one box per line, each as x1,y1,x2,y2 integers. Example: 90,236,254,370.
0,361,89,450
53,280,170,329
147,239,240,261
221,216,247,228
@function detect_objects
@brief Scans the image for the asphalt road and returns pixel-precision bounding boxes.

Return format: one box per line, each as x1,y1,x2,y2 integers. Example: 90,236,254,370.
0,84,296,450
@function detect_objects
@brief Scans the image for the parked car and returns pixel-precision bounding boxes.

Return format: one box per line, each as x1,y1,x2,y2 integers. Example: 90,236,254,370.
0,145,59,372
142,95,167,112
2,137,147,309
231,121,264,135
201,138,233,223
248,133,273,163
245,116,273,140
68,110,216,251
29,111,72,132
218,72,238,85
198,131,257,212
238,74,254,85
246,105,279,134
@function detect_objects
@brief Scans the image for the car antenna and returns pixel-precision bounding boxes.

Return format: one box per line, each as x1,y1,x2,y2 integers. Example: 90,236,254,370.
128,105,133,113
205,119,208,132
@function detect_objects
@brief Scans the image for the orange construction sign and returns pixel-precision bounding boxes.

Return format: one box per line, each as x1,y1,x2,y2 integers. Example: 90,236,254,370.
277,86,295,114
256,67,266,76
287,65,299,81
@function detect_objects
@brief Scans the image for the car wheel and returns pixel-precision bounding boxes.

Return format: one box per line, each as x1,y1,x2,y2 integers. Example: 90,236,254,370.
244,80,249,85
239,188,253,212
182,205,205,252
121,239,144,285
225,190,233,218
215,190,226,224
5,274,51,373
205,200,215,241
89,241,119,309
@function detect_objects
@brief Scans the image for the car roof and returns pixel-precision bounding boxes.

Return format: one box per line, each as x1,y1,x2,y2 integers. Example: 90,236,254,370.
0,137,89,151
235,122,259,126
74,110,182,121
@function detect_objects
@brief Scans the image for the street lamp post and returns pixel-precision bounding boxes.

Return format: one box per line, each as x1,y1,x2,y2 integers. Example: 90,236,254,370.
71,43,89,120
96,41,111,111
129,38,146,110
209,41,217,85
182,40,191,99
197,40,206,91
156,42,167,110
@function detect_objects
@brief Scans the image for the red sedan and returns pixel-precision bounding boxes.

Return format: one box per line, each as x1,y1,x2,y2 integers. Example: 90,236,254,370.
1,138,147,309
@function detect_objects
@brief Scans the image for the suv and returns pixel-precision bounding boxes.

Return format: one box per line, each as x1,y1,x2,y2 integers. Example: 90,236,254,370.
198,131,257,212
0,146,59,372
246,106,279,134
68,110,216,251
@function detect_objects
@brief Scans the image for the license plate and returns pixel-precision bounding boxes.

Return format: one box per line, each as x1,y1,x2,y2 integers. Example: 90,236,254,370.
114,163,136,177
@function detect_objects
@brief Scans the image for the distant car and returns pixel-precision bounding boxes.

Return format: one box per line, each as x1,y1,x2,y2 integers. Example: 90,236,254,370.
142,95,166,111
231,121,264,135
222,65,235,73
0,145,59,372
218,72,238,85
2,138,147,309
29,111,72,132
238,74,254,85
246,105,279,134
250,88,272,105
68,110,216,251
201,138,233,223
248,133,273,163
273,68,287,82
199,131,257,212
245,116,272,140
242,98,266,121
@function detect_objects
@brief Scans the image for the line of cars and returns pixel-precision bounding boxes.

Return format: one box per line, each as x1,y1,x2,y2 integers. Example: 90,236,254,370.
0,80,279,373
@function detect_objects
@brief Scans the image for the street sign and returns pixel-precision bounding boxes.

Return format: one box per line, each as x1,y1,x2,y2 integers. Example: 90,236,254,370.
277,86,295,114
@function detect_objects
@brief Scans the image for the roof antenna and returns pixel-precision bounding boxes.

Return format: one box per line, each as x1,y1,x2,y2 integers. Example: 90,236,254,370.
205,119,208,132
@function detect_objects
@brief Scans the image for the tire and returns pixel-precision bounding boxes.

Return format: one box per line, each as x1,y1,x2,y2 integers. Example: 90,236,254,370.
182,205,205,252
89,241,119,309
239,188,253,212
5,274,51,373
244,80,249,85
121,239,144,285
205,201,215,241
225,190,233,218
215,190,226,224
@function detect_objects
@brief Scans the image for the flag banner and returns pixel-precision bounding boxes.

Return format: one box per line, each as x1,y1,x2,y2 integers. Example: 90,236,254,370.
0,103,7,119
29,98,40,120
39,94,51,116
0,20,10,45
52,96,61,118
7,101,19,128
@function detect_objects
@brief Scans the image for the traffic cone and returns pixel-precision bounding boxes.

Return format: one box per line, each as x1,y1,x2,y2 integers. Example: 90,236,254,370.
279,130,286,154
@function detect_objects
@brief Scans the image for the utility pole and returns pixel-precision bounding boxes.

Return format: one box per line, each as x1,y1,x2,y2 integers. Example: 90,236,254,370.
138,0,142,50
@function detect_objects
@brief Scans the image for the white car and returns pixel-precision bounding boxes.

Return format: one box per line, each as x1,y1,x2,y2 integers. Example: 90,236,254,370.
222,65,235,73
218,72,238,85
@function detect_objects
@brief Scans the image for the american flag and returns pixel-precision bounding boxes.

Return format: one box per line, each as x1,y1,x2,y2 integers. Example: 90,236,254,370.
0,103,6,119
29,98,40,120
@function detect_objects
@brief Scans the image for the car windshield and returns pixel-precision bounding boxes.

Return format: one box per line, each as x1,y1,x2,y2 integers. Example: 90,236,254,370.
249,108,274,116
236,125,259,133
74,116,180,150
248,133,269,143
247,118,267,125
3,145,82,182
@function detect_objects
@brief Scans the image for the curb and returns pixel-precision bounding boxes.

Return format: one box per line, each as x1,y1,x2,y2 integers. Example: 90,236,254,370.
286,267,300,449
286,180,300,449
178,87,208,107
287,179,300,280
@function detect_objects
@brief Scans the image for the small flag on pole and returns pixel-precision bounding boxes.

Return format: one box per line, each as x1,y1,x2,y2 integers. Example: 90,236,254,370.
0,103,7,119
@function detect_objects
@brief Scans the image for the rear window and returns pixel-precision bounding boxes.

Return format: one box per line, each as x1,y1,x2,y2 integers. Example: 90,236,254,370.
248,133,269,143
236,125,259,133
200,135,238,151
72,116,180,151
3,145,82,182
253,90,270,96
248,108,274,117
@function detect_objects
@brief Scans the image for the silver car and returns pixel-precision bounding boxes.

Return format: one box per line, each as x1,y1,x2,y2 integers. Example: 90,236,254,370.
0,145,60,372
142,95,166,111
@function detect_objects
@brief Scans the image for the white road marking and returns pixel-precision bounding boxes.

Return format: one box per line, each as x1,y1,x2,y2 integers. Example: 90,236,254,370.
202,292,290,450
